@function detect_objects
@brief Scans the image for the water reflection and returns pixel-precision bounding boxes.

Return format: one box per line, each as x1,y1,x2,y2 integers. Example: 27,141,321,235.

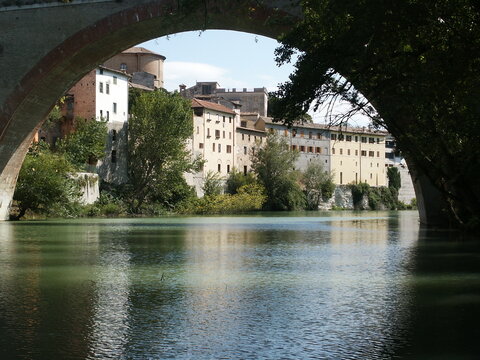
0,213,479,359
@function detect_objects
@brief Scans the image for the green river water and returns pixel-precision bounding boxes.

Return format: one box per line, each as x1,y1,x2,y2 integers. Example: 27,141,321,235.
0,211,479,359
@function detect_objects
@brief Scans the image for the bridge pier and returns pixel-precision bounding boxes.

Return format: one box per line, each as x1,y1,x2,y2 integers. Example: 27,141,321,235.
407,160,450,227
0,128,37,220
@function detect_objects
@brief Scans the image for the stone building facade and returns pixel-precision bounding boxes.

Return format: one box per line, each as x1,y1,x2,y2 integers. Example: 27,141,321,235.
54,67,130,185
186,98,239,196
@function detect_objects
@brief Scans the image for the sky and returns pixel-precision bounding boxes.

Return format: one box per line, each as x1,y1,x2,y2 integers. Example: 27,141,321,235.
139,30,370,126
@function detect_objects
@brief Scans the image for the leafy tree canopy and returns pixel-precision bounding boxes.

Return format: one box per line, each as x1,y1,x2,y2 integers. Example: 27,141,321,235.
58,117,108,169
12,143,79,220
301,160,335,210
273,0,480,228
128,90,199,212
251,133,305,210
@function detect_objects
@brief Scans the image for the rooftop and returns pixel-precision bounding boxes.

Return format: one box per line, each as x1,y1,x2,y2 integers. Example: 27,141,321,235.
192,98,236,115
262,117,388,136
122,47,166,60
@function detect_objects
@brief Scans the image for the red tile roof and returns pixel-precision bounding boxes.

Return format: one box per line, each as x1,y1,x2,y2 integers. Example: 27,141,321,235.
191,98,236,115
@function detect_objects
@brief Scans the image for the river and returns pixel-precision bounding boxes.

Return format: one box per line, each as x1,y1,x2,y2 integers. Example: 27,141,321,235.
0,211,479,359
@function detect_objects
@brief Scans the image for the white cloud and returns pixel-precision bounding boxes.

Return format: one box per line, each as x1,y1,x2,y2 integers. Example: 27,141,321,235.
164,61,248,91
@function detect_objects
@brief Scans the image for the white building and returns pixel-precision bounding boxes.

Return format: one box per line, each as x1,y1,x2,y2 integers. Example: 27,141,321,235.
186,99,239,195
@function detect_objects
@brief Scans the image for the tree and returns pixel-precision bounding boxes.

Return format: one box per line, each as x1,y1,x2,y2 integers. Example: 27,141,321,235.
387,167,401,192
301,161,335,210
202,171,224,197
128,90,198,212
273,1,480,229
58,117,108,169
12,143,79,220
225,168,256,194
251,133,305,210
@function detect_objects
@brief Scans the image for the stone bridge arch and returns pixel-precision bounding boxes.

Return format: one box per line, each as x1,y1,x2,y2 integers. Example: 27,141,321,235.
0,0,445,225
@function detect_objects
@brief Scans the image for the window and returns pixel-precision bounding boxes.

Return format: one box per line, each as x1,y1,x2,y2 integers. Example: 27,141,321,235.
248,135,251,142
212,143,215,152
218,144,221,153
340,148,343,155
111,150,117,163
215,130,220,139
300,131,304,138
207,112,211,121
244,146,247,155
227,145,232,153
241,121,247,127
199,143,204,149
242,134,245,141
284,129,288,137
106,83,110,95
316,147,321,153
338,134,344,141
229,132,232,139
347,149,351,155
355,136,358,142
332,147,336,154
207,128,211,137
369,137,375,144
120,63,127,71
309,132,313,139
317,133,322,140
218,164,221,172
112,129,117,141
331,134,337,140
100,110,103,118
355,149,358,156
99,68,104,75
369,151,375,157
300,146,306,152
113,76,117,85
244,166,248,175
291,145,297,151
223,116,226,122
361,137,367,143
223,131,225,139
229,117,232,123
113,102,117,114
346,135,352,142
308,146,313,153
377,138,380,144
99,82,104,93
106,111,109,121
340,172,343,185
377,151,380,157
202,84,212,95
292,129,297,137
227,165,230,173
361,150,367,156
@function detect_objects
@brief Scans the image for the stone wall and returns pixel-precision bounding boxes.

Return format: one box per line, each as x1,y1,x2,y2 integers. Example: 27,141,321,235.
70,172,99,205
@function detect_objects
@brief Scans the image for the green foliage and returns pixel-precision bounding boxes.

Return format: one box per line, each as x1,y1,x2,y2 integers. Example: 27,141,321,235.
349,182,370,210
274,0,480,228
251,133,305,210
225,168,256,194
368,187,398,210
12,144,80,220
301,160,335,209
387,167,401,192
179,183,266,215
58,117,108,169
202,171,224,196
128,90,197,212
